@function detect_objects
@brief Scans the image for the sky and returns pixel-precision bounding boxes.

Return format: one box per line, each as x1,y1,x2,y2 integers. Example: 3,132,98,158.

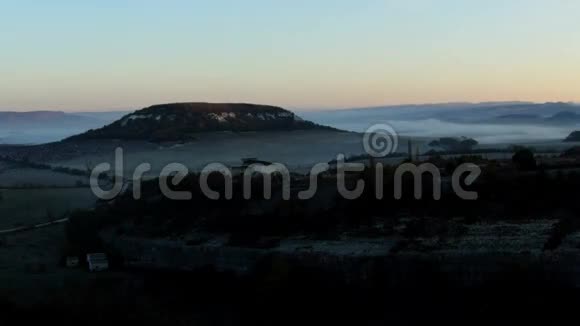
1,0,580,111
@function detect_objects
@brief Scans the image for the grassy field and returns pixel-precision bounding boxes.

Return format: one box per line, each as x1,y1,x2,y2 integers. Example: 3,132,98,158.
0,168,88,188
52,130,380,174
0,188,97,228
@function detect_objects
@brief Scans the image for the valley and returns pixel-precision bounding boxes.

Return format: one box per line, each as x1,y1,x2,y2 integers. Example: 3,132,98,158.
3,102,580,323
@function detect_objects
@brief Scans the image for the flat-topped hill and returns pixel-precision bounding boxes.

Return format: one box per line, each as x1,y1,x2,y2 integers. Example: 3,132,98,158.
68,102,335,142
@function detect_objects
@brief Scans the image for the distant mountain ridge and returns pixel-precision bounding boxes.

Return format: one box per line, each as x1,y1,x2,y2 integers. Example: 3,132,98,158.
0,110,127,144
495,111,580,124
0,111,95,126
68,102,336,142
300,101,580,144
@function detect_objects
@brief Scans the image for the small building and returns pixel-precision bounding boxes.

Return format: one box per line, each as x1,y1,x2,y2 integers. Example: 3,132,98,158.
86,253,109,272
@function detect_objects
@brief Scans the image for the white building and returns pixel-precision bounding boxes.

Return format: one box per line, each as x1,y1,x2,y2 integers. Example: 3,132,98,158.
86,253,109,272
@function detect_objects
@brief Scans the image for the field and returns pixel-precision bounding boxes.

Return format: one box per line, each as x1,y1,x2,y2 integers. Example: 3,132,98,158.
50,130,415,174
0,188,96,229
0,168,88,188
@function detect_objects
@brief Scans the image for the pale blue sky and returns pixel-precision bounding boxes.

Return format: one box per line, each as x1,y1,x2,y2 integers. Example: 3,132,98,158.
1,0,579,111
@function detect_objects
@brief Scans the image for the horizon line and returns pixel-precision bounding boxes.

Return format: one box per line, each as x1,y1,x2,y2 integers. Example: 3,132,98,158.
1,100,579,113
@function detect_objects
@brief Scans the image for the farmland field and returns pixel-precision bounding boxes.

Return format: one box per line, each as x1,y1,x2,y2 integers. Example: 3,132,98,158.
0,168,88,188
50,130,383,174
0,188,97,229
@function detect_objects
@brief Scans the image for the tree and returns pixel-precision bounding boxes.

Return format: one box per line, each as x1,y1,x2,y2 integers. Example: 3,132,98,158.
460,138,478,149
512,148,536,171
429,137,478,152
